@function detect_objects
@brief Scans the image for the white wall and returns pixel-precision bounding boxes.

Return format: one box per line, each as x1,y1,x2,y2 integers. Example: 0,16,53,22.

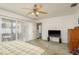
0,19,2,41
75,9,79,26
37,15,77,43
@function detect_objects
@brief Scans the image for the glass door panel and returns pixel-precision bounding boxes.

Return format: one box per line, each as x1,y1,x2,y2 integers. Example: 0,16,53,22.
17,21,28,41
2,18,16,41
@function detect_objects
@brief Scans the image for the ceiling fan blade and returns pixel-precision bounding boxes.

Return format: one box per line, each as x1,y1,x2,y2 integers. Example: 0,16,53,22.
22,8,33,10
38,11,48,14
27,11,39,17
26,12,32,15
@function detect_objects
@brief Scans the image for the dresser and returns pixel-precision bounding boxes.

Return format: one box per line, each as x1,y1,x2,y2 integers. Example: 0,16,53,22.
68,27,79,53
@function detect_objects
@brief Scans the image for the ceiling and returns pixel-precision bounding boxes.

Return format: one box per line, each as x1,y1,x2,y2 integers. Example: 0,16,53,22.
0,3,79,20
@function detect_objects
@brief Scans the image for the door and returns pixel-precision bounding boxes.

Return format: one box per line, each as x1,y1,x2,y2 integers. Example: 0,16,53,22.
2,18,16,41
17,21,29,41
37,23,42,39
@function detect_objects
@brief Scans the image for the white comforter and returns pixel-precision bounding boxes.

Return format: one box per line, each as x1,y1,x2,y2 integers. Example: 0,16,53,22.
0,41,45,55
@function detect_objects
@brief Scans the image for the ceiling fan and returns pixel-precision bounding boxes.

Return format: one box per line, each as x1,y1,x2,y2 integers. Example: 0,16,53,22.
23,4,48,17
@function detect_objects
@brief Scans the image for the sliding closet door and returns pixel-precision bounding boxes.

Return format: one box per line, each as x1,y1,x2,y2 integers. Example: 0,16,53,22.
2,18,16,41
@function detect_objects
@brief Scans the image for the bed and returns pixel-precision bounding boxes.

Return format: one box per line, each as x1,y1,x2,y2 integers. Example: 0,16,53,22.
0,40,45,55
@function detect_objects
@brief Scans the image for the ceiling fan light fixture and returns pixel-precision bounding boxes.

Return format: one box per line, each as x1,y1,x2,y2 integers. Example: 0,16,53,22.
32,12,34,14
36,12,39,15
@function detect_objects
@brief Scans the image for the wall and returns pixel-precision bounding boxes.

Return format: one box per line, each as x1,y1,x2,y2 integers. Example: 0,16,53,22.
75,9,79,26
0,19,2,41
37,14,77,43
0,9,35,41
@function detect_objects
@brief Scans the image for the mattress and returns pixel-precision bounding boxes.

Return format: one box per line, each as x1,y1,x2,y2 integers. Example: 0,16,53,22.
0,40,45,55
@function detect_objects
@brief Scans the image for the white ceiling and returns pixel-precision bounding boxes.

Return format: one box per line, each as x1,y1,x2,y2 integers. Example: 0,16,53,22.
0,3,78,20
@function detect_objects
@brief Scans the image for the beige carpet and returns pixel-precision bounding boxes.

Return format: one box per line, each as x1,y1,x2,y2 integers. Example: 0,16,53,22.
27,39,72,55
0,40,45,55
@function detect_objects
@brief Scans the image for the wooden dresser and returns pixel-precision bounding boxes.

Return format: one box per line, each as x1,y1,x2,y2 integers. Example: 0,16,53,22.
68,27,79,53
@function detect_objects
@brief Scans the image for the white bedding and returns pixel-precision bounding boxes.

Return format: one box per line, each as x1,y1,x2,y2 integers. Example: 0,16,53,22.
0,41,45,55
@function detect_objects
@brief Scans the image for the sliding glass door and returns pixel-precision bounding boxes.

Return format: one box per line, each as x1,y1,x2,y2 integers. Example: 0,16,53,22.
0,18,30,41
2,18,16,41
17,21,28,41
